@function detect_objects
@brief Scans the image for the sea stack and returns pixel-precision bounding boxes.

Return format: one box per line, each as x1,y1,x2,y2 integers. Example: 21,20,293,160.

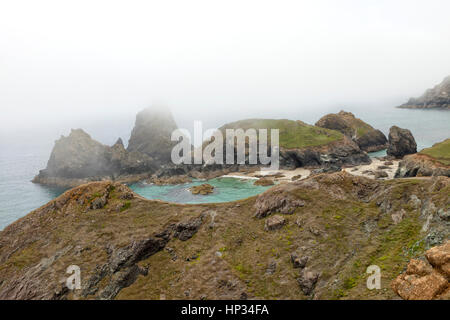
33,129,155,187
387,126,417,158
127,106,179,165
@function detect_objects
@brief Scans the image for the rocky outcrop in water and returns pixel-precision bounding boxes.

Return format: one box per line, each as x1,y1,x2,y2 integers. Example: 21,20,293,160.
189,184,214,195
127,107,180,165
398,76,450,110
33,129,155,187
387,126,417,158
315,111,388,152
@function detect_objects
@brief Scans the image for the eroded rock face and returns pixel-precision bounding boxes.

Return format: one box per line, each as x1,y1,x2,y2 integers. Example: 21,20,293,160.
395,154,450,178
398,76,450,110
280,135,370,168
298,269,319,296
33,129,155,187
387,126,417,158
174,215,205,241
254,185,305,218
127,107,180,165
392,241,449,300
315,111,388,152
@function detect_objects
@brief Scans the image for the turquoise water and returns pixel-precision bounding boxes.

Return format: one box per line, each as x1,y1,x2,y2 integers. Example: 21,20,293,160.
368,149,387,158
0,107,448,230
129,177,273,204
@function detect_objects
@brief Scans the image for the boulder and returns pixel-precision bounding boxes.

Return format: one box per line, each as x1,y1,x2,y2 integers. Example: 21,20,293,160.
298,269,319,295
264,215,286,231
374,170,388,179
290,253,309,269
387,126,417,158
392,241,450,300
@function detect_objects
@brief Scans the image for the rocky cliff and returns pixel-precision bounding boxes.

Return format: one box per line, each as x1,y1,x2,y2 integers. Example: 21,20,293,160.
315,111,388,152
396,139,450,178
33,129,155,187
127,107,179,165
398,76,450,110
2,172,448,300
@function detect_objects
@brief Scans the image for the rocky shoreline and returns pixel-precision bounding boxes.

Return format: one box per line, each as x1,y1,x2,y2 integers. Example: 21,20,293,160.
398,76,450,110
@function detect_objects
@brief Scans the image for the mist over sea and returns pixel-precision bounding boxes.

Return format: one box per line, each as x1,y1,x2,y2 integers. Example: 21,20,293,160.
0,105,449,230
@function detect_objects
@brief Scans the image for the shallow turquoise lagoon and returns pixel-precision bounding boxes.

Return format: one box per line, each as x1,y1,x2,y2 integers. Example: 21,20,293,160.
129,177,273,204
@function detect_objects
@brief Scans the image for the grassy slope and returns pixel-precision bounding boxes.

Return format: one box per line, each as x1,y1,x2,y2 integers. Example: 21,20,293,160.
219,119,343,149
1,174,448,300
348,117,373,137
419,139,450,165
316,112,376,138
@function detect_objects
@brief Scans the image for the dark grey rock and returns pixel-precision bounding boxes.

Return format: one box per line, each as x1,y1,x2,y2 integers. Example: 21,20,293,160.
387,126,417,158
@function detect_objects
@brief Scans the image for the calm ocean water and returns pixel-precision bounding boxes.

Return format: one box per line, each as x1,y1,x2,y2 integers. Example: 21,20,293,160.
0,107,449,230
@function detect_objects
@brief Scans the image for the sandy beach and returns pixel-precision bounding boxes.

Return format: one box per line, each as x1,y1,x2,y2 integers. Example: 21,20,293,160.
223,158,400,182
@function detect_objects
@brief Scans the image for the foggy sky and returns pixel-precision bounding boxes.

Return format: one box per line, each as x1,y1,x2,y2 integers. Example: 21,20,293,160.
1,0,450,143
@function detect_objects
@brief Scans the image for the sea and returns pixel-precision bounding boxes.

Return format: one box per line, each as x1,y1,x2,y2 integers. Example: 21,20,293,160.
0,106,449,230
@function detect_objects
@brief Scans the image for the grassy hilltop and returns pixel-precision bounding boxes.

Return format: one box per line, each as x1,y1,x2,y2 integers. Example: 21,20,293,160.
420,139,450,165
219,119,343,149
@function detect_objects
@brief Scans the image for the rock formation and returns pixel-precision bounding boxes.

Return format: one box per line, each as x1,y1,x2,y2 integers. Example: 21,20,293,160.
33,107,183,187
392,241,449,300
216,118,371,169
254,178,275,186
1,173,449,300
315,111,388,152
33,129,155,187
127,107,180,165
387,126,417,158
395,139,450,178
189,184,214,195
398,76,450,110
